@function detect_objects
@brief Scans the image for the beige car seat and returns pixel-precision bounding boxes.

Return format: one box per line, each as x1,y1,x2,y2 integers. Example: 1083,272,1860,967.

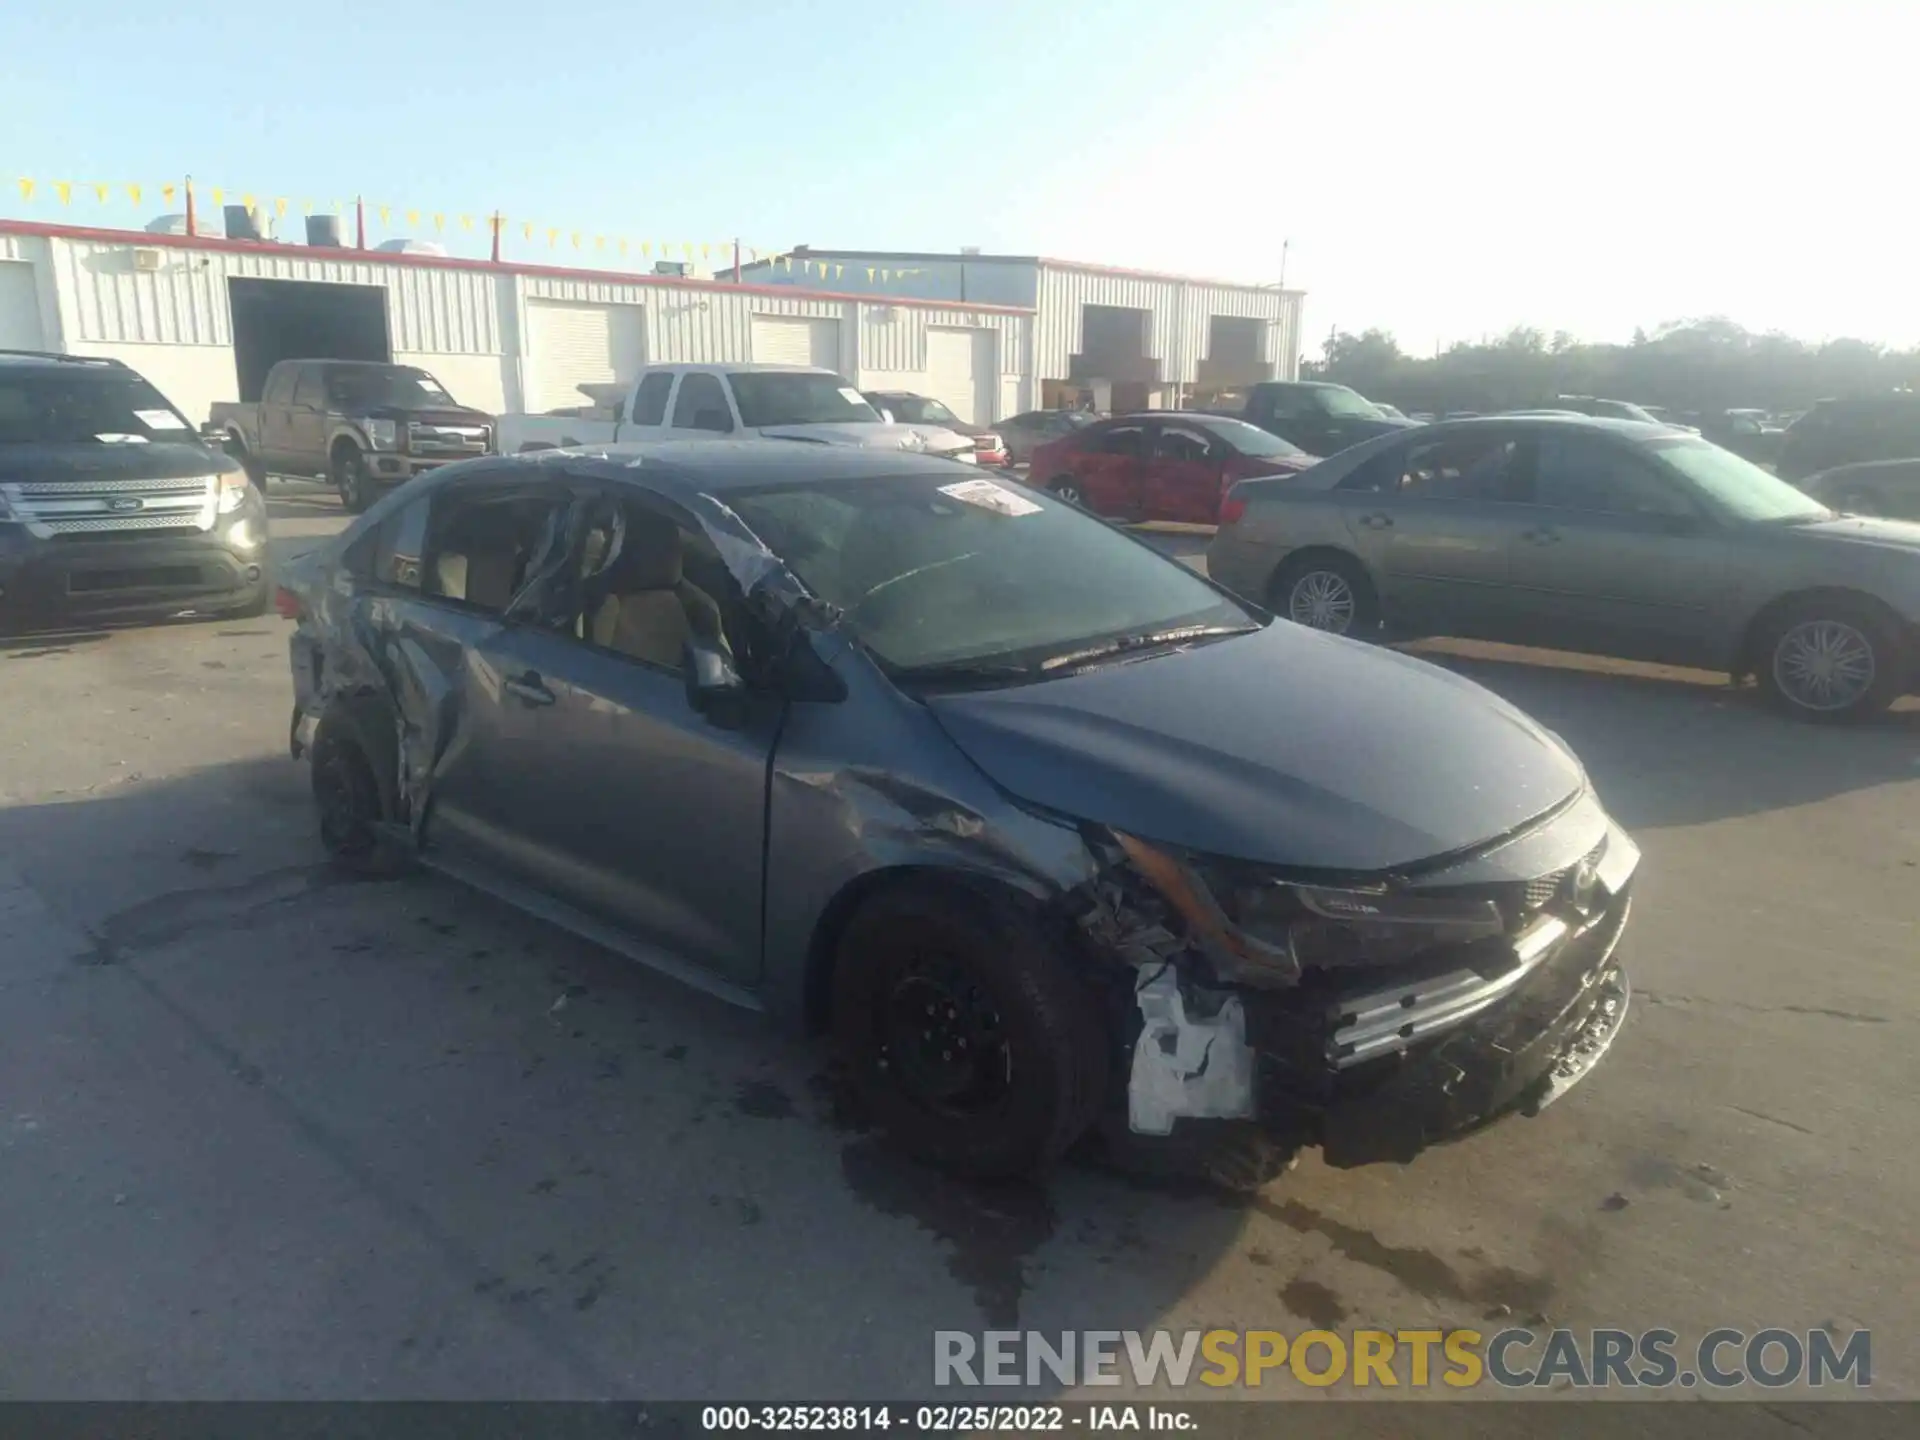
588,516,726,669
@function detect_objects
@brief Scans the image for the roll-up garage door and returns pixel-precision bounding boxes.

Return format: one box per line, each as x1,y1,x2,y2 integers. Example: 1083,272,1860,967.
526,300,645,414
0,262,45,350
925,326,992,425
750,315,840,369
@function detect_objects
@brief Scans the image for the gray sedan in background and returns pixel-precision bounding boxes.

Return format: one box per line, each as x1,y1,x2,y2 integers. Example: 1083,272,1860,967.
1208,416,1920,721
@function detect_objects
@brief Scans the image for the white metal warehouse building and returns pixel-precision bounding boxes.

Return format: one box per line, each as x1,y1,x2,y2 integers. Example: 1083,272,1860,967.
0,220,1036,429
0,221,1305,430
735,247,1306,414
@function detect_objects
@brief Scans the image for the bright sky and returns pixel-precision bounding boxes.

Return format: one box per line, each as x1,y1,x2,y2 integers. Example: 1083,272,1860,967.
2,0,1912,350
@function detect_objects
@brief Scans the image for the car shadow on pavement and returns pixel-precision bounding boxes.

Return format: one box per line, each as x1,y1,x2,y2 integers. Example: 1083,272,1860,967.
0,757,1270,1399
1406,642,1920,833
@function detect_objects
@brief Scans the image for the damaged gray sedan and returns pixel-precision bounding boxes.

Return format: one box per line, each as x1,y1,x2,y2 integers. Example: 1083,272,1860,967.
280,442,1636,1179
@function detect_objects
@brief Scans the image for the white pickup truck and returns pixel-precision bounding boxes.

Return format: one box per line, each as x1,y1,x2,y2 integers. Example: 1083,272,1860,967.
494,363,978,462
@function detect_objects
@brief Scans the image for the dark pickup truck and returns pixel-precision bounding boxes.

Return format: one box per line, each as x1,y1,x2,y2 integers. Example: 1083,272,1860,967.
211,359,493,513
1241,380,1416,457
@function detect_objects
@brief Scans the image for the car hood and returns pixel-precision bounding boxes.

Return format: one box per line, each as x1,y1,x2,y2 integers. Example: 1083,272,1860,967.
1781,513,1920,552
0,440,237,485
755,421,971,455
923,622,1586,873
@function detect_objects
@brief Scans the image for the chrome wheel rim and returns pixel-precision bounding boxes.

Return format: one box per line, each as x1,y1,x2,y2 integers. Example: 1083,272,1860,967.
1051,482,1082,505
1773,619,1875,712
1289,571,1356,633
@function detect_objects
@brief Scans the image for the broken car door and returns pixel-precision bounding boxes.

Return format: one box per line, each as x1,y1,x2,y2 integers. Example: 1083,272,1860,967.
451,486,776,988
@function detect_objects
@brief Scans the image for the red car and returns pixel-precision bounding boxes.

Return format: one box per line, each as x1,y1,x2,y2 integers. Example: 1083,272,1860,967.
1027,412,1317,524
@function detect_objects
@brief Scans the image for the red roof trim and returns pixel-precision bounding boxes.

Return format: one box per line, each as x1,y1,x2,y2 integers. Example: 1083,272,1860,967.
0,218,1035,315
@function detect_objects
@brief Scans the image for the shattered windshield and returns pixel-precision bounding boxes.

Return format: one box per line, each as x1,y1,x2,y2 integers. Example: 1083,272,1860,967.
727,472,1254,673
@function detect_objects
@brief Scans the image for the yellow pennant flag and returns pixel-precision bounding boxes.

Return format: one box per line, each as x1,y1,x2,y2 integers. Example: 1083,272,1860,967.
433,213,444,232
834,265,844,279
274,198,288,218
17,178,34,201
570,232,581,249
379,205,392,224
460,215,474,231
641,241,652,257
523,221,535,240
303,199,314,214
880,268,890,281
405,209,420,226
242,193,256,210
92,182,110,202
547,228,559,247
701,243,710,259
594,235,604,250
747,246,758,262
127,183,143,205
618,238,628,254
210,186,224,206
866,267,875,281
54,181,72,205
161,183,176,204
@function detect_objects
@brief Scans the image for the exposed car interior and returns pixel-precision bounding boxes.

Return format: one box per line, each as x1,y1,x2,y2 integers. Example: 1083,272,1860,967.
581,508,729,670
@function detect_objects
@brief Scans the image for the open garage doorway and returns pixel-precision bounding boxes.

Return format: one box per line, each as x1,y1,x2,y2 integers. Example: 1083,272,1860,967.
228,278,390,402
1193,315,1271,408
1067,304,1161,413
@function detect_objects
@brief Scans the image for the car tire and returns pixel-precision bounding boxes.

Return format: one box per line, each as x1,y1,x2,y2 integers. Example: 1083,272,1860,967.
1271,552,1378,637
310,706,410,877
333,446,371,514
831,880,1108,1180
1754,595,1905,723
1046,477,1086,508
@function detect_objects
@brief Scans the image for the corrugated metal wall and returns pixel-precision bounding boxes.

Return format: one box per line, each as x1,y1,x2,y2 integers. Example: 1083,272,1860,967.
1033,262,1303,384
48,237,501,353
859,304,1024,376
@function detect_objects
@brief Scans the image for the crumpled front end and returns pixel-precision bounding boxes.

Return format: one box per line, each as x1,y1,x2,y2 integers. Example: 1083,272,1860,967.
1067,792,1638,1165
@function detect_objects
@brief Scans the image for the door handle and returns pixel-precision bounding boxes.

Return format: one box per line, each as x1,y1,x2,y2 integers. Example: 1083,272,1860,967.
1359,512,1394,529
1522,527,1562,545
504,671,556,707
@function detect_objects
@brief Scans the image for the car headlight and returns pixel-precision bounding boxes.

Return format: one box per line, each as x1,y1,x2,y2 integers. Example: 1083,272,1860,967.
1114,831,1504,986
364,419,399,450
215,471,252,513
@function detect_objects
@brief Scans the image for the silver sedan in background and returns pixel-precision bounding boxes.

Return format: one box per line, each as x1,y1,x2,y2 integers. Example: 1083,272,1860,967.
1208,415,1920,722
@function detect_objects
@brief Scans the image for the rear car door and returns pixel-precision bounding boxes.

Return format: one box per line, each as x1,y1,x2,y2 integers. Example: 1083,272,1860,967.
619,370,676,442
449,484,774,987
663,372,738,440
1071,421,1148,517
289,365,330,470
1143,420,1228,524
1504,432,1730,666
1339,430,1536,637
258,365,300,469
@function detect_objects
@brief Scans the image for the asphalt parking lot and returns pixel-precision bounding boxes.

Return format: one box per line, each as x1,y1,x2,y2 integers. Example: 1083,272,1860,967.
2,486,1917,1404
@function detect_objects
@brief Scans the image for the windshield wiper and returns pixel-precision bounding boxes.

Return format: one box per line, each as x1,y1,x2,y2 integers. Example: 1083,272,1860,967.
890,658,1039,686
1040,624,1259,672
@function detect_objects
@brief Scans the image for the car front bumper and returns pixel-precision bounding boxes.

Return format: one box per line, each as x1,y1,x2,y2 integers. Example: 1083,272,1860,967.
0,511,270,633
366,453,468,485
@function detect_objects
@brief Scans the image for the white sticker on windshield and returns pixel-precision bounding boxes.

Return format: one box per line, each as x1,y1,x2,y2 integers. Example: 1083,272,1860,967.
938,478,1042,517
838,387,866,406
134,409,188,430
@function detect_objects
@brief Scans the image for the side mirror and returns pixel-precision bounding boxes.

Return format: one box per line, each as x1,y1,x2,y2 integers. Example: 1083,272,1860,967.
201,421,228,444
684,635,748,729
